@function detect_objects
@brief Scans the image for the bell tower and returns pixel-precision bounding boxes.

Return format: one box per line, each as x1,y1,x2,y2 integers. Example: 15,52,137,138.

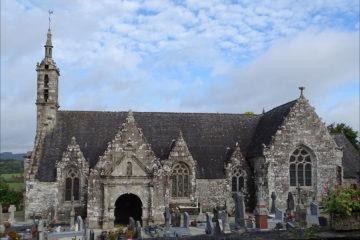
35,26,60,134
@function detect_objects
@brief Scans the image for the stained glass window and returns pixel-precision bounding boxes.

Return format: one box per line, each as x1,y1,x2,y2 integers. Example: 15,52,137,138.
171,162,190,197
289,147,312,186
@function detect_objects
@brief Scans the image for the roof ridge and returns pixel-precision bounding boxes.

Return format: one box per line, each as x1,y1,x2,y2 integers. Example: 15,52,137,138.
58,109,261,116
264,99,298,114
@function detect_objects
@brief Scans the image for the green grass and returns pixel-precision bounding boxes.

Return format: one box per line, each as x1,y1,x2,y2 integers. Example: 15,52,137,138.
0,173,24,191
1,173,23,181
8,182,24,191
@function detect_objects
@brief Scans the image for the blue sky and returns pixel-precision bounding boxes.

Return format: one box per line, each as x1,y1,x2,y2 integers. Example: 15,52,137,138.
1,0,359,153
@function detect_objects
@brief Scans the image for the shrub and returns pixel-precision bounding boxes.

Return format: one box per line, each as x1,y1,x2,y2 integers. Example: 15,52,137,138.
322,186,360,216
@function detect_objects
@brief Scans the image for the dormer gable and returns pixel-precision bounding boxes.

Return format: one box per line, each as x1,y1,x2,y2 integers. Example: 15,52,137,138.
95,111,155,176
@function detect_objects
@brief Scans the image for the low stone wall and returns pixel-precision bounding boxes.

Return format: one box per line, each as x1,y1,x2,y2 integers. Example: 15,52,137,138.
331,213,360,231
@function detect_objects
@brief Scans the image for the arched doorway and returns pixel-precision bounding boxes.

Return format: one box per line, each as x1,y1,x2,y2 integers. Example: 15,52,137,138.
114,193,142,225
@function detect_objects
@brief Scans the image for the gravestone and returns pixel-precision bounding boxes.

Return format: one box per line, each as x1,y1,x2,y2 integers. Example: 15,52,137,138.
254,198,268,229
70,205,75,230
295,205,307,228
38,220,44,240
205,212,214,235
183,212,189,229
89,230,95,240
218,210,230,233
307,202,319,227
270,192,276,214
8,205,16,223
129,217,136,232
235,192,246,228
287,192,295,212
214,219,224,235
135,221,142,239
275,208,283,221
174,209,181,227
164,207,171,231
76,216,84,231
310,202,319,216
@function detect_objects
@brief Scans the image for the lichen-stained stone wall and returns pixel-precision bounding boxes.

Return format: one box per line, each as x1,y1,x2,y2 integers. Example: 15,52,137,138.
25,180,58,219
196,179,228,212
168,131,197,205
263,97,342,209
56,137,89,216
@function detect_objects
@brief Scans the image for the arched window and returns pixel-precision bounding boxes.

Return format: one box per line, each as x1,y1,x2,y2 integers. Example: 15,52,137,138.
231,165,246,192
65,169,80,201
289,147,312,186
172,162,190,197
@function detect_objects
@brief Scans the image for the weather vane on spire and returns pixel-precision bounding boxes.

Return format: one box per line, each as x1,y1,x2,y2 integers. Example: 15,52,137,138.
48,10,53,29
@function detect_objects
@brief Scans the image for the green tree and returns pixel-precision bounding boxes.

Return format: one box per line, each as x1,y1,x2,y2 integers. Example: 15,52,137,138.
0,178,23,208
328,123,359,150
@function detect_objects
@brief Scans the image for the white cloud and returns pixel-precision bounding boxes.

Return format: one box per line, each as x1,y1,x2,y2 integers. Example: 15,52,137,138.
1,0,359,152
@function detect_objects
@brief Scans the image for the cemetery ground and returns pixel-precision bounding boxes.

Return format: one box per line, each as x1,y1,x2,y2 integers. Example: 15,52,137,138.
2,188,360,240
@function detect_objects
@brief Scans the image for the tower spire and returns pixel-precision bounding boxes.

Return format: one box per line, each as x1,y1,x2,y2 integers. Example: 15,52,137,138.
45,10,53,58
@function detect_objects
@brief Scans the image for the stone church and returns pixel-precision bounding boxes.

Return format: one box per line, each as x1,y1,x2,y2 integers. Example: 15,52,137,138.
25,28,357,229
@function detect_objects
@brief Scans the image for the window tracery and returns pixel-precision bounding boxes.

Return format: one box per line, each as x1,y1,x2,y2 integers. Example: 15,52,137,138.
171,162,190,197
231,165,246,192
65,168,80,201
289,146,312,186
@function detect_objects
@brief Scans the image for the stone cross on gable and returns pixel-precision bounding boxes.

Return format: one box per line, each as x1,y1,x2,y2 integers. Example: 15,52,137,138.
299,86,305,98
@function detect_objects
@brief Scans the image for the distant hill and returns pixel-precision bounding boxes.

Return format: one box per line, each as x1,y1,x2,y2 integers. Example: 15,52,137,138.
0,152,26,160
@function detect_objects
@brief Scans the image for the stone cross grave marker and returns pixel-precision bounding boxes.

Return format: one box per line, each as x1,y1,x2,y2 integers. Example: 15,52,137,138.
164,207,171,231
183,212,190,229
205,212,214,235
235,192,246,228
8,205,16,223
275,208,283,222
270,192,276,214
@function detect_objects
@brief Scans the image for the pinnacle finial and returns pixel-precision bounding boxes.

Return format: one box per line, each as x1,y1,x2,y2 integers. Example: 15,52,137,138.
126,109,135,123
299,86,305,98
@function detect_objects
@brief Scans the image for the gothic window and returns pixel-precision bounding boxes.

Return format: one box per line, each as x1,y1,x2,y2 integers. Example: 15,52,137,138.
126,162,132,176
231,165,246,192
289,147,312,186
171,162,190,197
65,169,80,201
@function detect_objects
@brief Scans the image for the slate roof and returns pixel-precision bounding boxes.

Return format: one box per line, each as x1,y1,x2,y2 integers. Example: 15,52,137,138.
247,100,298,157
38,111,262,181
332,133,360,179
